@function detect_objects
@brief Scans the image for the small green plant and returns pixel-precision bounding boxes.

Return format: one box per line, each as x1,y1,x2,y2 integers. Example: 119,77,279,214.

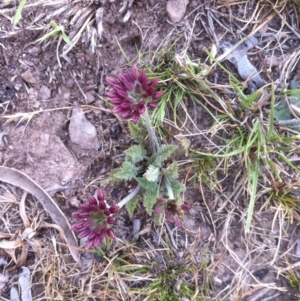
92,242,206,301
145,260,200,301
288,269,300,289
37,21,72,46
71,65,190,249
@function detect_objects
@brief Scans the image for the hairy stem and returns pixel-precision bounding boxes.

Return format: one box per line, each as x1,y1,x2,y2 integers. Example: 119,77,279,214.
117,184,141,208
164,178,175,199
143,109,158,154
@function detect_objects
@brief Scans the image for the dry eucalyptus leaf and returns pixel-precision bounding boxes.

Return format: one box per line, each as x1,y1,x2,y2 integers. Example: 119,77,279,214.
20,192,30,228
10,287,20,301
18,267,32,301
69,105,100,150
79,252,94,291
0,166,81,266
0,262,9,297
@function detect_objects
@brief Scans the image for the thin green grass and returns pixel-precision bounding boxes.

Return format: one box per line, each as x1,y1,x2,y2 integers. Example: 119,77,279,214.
93,242,208,300
145,43,300,231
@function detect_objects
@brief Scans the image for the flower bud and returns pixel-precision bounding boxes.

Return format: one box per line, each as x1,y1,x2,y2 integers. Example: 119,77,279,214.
109,205,119,214
72,212,91,218
99,200,106,210
85,239,95,250
107,228,115,239
99,229,107,240
79,204,93,212
97,189,105,202
153,207,163,214
88,195,97,206
107,216,114,224
104,209,111,216
78,228,92,239
156,197,165,203
93,235,103,247
181,204,190,212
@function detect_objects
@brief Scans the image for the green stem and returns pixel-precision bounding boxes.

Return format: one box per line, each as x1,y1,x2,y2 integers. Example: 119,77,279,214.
142,109,158,154
164,178,175,200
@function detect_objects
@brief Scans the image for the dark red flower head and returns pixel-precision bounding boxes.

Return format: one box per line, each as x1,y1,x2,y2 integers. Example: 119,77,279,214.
106,65,164,123
153,198,190,227
70,189,119,249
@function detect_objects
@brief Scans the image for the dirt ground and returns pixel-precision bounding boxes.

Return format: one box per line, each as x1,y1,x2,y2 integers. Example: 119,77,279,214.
0,0,300,300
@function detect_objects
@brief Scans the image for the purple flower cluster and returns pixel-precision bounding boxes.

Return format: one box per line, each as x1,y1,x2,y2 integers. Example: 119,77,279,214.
153,197,190,227
70,189,119,250
106,65,164,123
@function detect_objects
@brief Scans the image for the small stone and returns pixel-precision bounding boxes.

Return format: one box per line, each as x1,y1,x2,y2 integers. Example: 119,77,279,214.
21,70,36,84
61,86,71,100
28,46,41,57
39,85,51,100
32,100,41,109
69,104,100,150
86,91,95,104
166,0,189,23
66,79,75,88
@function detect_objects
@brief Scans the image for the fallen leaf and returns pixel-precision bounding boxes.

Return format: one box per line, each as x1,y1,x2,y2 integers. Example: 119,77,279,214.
20,192,30,228
0,166,81,266
18,267,32,301
10,287,20,301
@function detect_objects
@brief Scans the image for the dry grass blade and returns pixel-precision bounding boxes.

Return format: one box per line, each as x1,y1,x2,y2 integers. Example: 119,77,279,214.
0,166,81,266
0,231,13,238
0,239,25,249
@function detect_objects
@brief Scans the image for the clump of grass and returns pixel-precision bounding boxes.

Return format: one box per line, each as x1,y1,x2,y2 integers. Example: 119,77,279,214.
90,236,210,301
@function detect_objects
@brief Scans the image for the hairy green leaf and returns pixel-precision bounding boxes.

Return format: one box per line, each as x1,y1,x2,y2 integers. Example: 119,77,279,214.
124,145,147,163
126,194,141,215
153,212,163,226
135,177,158,192
128,121,147,140
107,169,123,183
143,165,160,182
163,162,178,181
149,145,178,167
170,180,186,198
113,161,138,181
144,190,158,215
